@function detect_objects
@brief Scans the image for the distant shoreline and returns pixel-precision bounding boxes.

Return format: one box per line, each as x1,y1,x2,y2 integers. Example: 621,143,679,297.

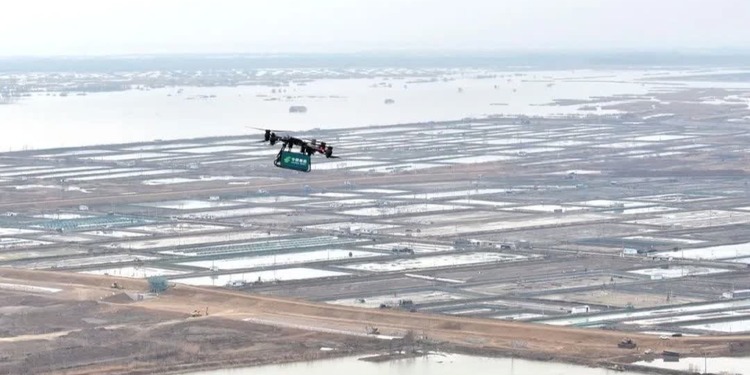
3,50,750,73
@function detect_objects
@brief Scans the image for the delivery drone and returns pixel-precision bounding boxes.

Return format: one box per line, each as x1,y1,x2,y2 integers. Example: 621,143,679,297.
255,128,339,172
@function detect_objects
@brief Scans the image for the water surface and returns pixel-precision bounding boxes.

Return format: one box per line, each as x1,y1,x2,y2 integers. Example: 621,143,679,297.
180,353,647,375
0,71,652,150
635,356,749,374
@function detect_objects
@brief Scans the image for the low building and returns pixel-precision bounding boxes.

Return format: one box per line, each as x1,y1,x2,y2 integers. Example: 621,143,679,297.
722,289,750,299
622,248,639,256
570,305,591,314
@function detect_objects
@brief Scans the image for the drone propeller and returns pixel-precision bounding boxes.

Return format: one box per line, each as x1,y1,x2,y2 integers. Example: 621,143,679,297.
253,127,342,160
253,129,283,145
246,125,295,133
324,145,336,158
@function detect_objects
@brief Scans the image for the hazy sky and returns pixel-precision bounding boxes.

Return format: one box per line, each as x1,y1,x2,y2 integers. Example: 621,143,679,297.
1,0,748,56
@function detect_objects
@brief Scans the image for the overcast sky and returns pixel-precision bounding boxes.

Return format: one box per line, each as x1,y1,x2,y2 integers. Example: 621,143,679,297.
1,0,748,56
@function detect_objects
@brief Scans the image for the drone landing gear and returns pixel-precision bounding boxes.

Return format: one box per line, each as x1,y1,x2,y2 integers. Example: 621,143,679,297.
274,147,312,172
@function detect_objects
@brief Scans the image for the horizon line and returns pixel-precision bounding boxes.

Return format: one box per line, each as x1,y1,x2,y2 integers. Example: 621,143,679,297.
3,47,750,59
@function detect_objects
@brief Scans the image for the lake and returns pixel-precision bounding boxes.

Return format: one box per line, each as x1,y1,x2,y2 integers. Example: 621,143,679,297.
0,69,659,151
179,353,647,375
4,67,748,152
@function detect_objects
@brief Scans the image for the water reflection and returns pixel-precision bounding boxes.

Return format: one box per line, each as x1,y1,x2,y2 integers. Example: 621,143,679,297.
635,356,749,374
181,353,647,375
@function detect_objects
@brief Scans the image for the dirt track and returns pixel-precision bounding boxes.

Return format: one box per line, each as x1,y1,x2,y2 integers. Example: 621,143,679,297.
2,268,750,374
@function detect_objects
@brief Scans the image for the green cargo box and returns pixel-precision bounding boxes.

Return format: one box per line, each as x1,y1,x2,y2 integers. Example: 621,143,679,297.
275,151,312,172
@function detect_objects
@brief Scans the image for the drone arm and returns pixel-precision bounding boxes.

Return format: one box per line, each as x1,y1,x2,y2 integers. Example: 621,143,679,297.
261,129,340,164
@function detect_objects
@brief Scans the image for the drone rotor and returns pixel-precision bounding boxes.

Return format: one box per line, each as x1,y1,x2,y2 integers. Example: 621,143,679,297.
257,128,341,164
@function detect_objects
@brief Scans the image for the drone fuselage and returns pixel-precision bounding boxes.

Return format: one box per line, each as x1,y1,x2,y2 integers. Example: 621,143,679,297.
259,129,338,172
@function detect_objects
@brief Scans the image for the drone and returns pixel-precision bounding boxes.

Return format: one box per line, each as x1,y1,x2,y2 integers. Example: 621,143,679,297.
256,128,339,172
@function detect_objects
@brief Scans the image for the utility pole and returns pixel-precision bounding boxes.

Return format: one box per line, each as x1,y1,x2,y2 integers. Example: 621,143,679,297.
704,352,707,374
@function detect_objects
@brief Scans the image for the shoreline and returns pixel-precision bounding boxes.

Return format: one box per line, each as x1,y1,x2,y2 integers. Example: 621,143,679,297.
153,345,740,375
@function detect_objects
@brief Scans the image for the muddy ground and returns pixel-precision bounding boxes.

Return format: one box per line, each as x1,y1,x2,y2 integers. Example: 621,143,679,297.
2,269,750,375
0,290,386,375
